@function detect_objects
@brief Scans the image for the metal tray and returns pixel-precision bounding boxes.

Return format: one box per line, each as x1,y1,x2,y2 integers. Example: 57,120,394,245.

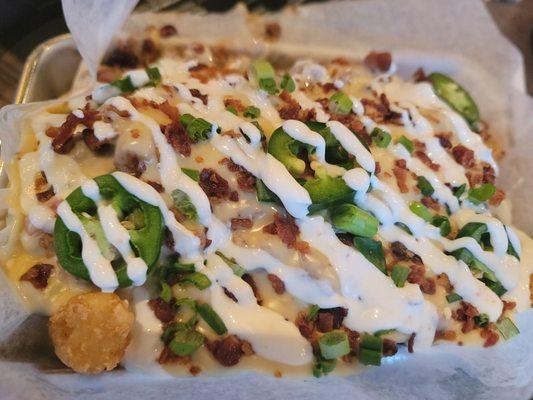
15,34,81,104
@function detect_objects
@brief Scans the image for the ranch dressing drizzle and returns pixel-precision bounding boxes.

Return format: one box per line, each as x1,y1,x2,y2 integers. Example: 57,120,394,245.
56,201,119,292
203,254,313,365
81,179,148,286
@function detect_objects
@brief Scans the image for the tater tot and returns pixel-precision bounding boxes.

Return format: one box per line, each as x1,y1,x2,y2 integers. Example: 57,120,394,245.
49,292,134,374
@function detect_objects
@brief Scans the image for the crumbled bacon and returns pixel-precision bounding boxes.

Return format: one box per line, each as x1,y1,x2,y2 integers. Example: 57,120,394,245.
277,91,302,120
421,195,441,212
34,172,54,203
36,187,55,203
103,45,139,68
230,218,253,231
320,82,336,93
412,67,426,82
391,241,423,264
242,273,261,304
49,104,99,154
145,180,164,193
141,38,160,64
262,213,301,248
295,311,316,340
115,154,146,178
407,264,425,286
160,24,178,37
267,274,286,295
452,301,479,334
382,339,398,357
96,66,122,83
164,121,192,157
436,273,453,292
264,22,281,41
82,128,109,152
480,328,500,347
199,168,239,202
189,365,201,376
488,188,505,207
20,263,53,289
223,287,238,302
452,145,475,168
364,51,392,72
157,101,181,123
223,98,246,113
207,335,247,367
419,277,436,295
316,308,347,333
502,300,516,312
436,133,453,149
393,160,409,193
482,164,496,184
189,88,208,105
337,232,355,247
220,157,256,192
407,333,416,353
189,64,218,83
414,150,440,171
148,298,176,323
361,97,401,123
435,330,457,341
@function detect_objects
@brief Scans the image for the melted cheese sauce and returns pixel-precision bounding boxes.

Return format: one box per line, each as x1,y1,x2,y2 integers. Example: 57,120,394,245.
1,47,531,377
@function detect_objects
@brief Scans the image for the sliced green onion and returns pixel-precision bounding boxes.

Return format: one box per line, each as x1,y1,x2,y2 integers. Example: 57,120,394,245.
216,251,246,277
496,317,520,340
255,179,279,203
180,272,212,290
391,264,410,288
431,215,451,237
146,66,162,86
409,201,433,222
446,293,462,303
169,327,204,356
170,262,196,273
226,105,238,115
250,60,275,80
312,356,337,378
110,76,135,93
307,304,320,321
395,222,413,235
331,203,379,238
328,91,353,115
318,330,350,360
370,127,392,148
197,303,227,335
507,239,520,260
359,334,383,366
456,222,487,243
259,78,279,95
354,237,386,274
397,135,414,154
171,189,198,221
180,113,195,127
180,114,213,142
467,183,496,205
280,73,296,93
243,106,260,119
161,321,188,343
453,183,467,199
160,282,172,302
480,276,507,297
417,176,434,196
474,313,489,327
374,329,395,337
175,297,197,310
182,168,200,182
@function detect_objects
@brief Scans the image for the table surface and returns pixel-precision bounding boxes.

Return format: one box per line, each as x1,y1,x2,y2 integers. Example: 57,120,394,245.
0,0,531,107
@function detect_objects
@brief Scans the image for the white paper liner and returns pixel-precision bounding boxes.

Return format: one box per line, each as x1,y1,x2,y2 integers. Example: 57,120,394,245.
0,1,532,399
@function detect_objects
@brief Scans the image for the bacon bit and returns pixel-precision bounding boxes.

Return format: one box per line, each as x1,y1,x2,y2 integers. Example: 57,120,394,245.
332,57,350,66
393,164,409,193
435,330,457,341
452,301,479,334
34,172,55,203
51,104,99,154
267,274,286,295
96,66,122,83
207,335,245,367
20,263,53,289
192,43,205,54
420,277,436,295
502,300,516,312
221,130,241,138
414,150,440,171
103,45,139,68
38,234,54,252
223,287,238,302
452,145,475,168
115,154,146,178
277,92,302,120
164,121,192,157
141,38,160,64
364,51,392,72
240,340,255,356
412,67,426,82
82,128,109,152
407,264,426,286
436,133,453,149
329,113,368,141
36,187,55,203
293,240,311,253
488,188,505,207
375,161,381,175
158,346,190,365
341,327,360,352
436,273,453,292
295,311,316,340
223,98,246,113
482,164,496,184
199,168,238,202
320,82,336,93
160,24,178,37
131,129,140,139
220,158,257,193
155,101,180,123
145,180,164,193
164,228,175,250
391,241,423,264
242,273,261,304
189,365,201,376
479,327,499,347
336,232,355,246
148,298,176,323
189,88,208,105
361,97,401,123
316,308,347,333
189,64,218,83
382,339,398,357
262,213,300,248
264,22,281,41
230,218,253,231
195,156,204,164
274,370,282,378
421,195,441,212
407,333,416,353
466,171,483,188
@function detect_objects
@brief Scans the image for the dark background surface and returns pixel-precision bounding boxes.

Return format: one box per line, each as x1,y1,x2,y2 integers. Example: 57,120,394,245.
0,0,531,106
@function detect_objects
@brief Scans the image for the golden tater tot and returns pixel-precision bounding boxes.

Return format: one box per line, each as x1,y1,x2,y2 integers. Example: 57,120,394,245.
49,292,134,374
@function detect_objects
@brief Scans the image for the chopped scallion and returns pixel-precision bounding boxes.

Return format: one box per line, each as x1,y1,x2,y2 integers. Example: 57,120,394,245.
255,179,279,203
180,114,213,142
391,264,410,288
467,183,496,205
431,215,451,237
474,313,489,327
359,334,383,366
318,330,351,360
312,355,337,378
171,189,198,221
307,305,320,321
446,293,462,303
328,91,353,115
216,251,246,277
160,282,172,303
370,127,392,148
353,237,386,274
197,303,227,335
417,176,434,196
374,329,395,337
169,327,204,356
280,73,296,93
182,168,200,182
146,66,162,86
243,105,260,119
110,76,135,93
180,272,212,290
226,105,238,115
397,135,414,154
496,317,519,340
409,201,433,222
331,203,379,238
453,183,467,199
